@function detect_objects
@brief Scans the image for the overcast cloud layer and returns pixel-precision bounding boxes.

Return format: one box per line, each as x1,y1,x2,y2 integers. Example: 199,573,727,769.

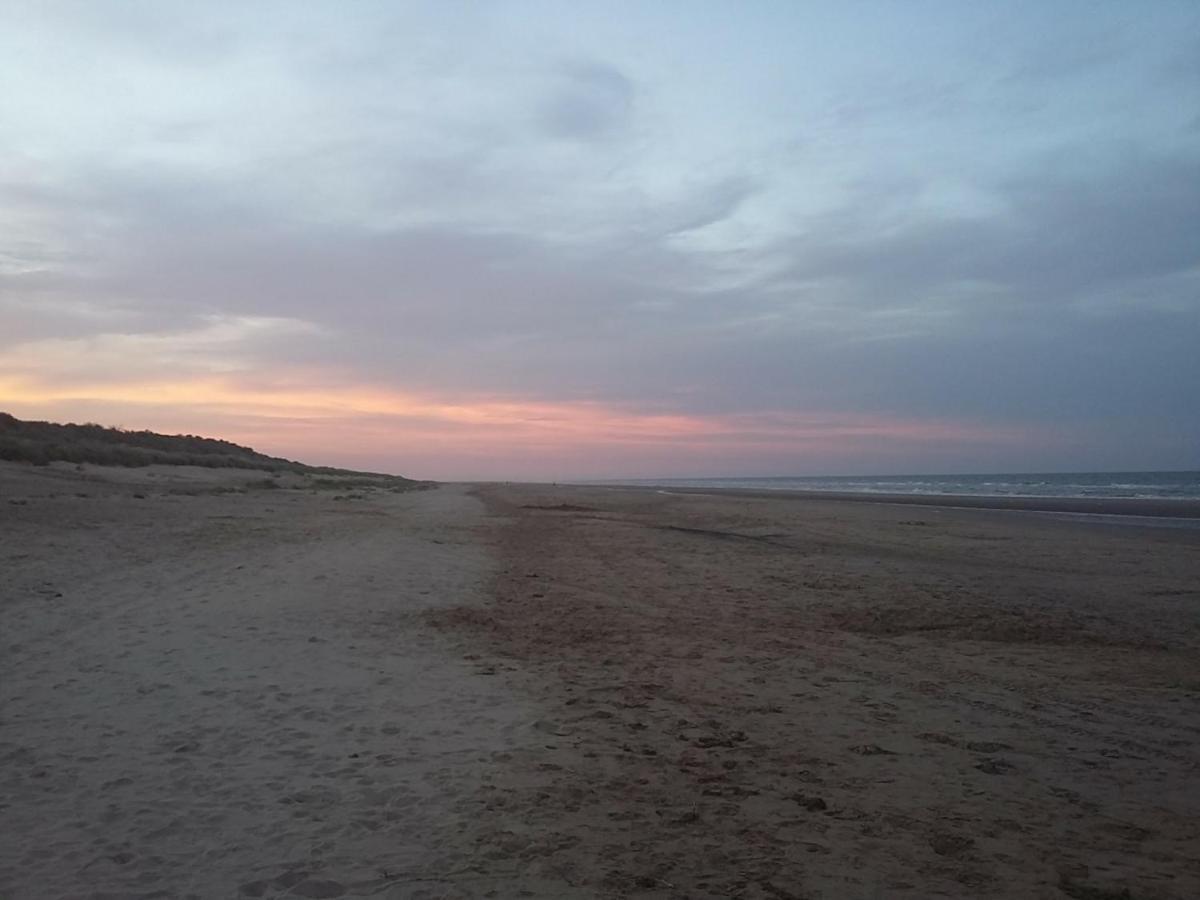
2,1,1198,478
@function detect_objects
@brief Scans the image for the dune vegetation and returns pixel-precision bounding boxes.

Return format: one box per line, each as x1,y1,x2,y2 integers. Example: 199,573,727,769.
0,412,420,486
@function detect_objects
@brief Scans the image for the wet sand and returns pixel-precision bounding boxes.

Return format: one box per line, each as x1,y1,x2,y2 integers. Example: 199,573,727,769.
437,483,1200,899
3,467,1199,898
615,485,1200,520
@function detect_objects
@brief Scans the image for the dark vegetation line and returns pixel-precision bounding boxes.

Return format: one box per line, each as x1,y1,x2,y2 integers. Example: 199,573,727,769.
0,412,418,484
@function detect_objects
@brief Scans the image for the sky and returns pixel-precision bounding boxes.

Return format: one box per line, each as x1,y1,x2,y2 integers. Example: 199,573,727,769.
1,0,1197,480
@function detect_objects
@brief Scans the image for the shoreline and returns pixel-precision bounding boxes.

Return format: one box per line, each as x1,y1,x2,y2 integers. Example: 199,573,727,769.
596,484,1200,520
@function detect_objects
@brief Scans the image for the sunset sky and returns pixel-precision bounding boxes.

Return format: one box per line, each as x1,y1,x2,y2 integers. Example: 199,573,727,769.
2,1,1197,480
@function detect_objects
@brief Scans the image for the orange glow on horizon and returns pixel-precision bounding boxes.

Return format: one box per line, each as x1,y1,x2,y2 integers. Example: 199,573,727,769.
0,369,1041,479
0,374,717,439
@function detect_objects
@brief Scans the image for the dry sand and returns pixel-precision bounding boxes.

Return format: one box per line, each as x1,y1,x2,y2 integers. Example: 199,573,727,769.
1,464,568,899
3,468,1199,899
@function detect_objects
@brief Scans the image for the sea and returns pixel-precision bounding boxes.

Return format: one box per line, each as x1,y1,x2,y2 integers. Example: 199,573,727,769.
602,471,1200,501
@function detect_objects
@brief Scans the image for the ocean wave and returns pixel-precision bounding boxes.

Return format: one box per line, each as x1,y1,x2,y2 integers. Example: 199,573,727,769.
607,472,1200,501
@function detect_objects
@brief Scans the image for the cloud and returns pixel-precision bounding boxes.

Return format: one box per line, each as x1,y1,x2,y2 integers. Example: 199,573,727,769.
2,2,1198,475
776,150,1200,314
660,176,757,237
32,0,243,65
0,315,322,384
999,23,1125,84
539,62,634,140
4,141,1197,441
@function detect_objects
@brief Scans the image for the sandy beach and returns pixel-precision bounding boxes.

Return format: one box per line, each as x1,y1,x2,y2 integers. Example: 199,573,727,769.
3,465,1199,899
